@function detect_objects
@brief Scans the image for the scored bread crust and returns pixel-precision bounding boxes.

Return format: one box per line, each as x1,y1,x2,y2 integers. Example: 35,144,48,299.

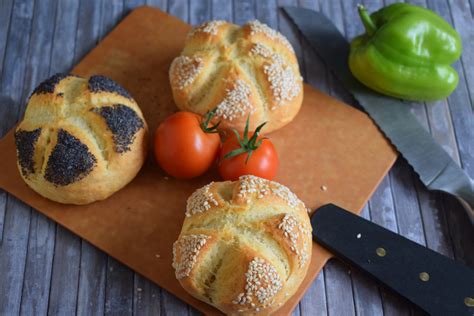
169,20,304,133
172,176,312,315
14,74,148,205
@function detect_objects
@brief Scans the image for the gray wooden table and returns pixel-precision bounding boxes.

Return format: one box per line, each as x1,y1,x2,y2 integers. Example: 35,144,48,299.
0,0,472,315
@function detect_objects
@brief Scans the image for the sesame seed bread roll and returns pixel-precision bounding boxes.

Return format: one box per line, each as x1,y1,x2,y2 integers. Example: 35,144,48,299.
14,73,148,205
169,20,304,133
173,176,312,315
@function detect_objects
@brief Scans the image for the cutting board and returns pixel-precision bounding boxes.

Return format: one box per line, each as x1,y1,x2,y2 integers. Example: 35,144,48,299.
0,7,397,315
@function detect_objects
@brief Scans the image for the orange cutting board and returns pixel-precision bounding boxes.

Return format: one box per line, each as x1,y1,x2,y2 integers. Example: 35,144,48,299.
0,7,397,315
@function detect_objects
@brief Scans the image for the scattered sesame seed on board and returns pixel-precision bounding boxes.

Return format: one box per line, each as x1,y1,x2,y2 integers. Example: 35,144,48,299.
320,185,328,191
155,254,161,258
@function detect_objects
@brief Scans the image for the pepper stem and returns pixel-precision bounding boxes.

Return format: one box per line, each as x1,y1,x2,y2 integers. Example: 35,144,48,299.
357,4,376,36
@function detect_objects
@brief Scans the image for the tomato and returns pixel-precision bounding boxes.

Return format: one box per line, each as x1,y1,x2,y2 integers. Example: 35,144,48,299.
154,111,220,179
218,123,278,181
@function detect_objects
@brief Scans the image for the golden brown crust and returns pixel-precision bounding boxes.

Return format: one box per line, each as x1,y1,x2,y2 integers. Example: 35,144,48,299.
169,20,303,133
173,176,312,315
14,74,148,205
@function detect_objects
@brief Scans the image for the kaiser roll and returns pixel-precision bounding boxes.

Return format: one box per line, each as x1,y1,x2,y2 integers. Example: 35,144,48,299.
172,175,312,315
14,73,148,205
169,20,304,133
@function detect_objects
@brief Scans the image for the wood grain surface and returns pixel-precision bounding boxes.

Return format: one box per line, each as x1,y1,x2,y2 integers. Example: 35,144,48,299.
0,0,472,315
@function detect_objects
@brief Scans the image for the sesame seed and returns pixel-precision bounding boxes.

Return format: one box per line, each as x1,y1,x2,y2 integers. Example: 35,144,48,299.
173,20,302,127
250,43,301,109
278,214,310,267
237,175,304,209
232,257,282,310
186,183,218,217
215,79,254,121
187,20,225,38
247,20,294,53
172,234,210,279
170,56,204,90
321,185,327,191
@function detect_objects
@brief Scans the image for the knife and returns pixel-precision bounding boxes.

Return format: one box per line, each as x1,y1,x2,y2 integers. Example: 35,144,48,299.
313,204,474,316
282,6,474,223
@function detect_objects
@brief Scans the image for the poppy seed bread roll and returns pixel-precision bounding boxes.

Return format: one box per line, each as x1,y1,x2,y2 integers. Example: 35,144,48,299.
14,73,148,205
172,176,312,315
169,20,303,133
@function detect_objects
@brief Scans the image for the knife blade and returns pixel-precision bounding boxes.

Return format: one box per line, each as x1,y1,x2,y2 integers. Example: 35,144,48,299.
312,204,474,316
282,6,474,223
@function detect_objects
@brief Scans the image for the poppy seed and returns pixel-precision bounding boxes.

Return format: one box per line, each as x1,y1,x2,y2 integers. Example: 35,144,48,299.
31,73,76,95
92,104,144,153
88,75,132,99
45,129,97,186
14,128,42,177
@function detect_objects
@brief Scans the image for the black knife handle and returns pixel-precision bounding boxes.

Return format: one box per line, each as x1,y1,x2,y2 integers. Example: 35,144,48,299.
312,204,474,316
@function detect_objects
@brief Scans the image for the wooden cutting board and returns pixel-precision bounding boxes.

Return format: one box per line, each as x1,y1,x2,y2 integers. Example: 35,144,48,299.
0,7,397,315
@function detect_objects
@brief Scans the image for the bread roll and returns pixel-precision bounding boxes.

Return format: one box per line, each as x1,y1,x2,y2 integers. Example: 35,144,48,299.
173,176,312,315
169,20,303,133
14,73,148,205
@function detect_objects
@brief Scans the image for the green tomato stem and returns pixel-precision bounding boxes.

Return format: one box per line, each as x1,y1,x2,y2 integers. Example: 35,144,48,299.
357,4,376,37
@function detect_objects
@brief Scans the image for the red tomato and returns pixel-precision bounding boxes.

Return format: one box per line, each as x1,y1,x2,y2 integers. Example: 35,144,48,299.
218,131,279,181
154,111,220,179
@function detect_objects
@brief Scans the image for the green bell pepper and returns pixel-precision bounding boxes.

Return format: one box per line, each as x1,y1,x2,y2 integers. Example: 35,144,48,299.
349,3,462,101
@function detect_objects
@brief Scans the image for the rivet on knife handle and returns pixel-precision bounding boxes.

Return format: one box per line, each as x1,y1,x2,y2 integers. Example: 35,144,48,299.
311,204,474,316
